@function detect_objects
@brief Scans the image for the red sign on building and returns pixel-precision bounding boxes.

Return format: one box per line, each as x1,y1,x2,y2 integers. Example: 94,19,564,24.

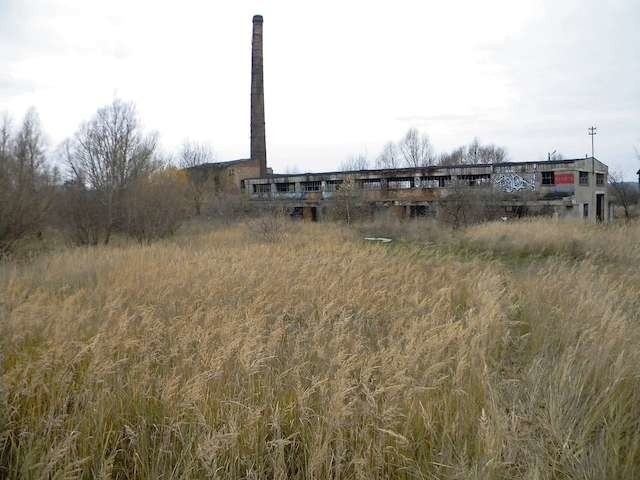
555,173,574,185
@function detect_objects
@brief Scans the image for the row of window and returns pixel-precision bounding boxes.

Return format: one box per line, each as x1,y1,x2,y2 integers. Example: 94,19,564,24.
254,175,457,193
541,171,605,186
253,172,606,193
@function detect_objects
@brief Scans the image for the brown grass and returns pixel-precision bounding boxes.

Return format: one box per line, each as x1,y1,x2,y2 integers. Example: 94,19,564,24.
1,219,639,478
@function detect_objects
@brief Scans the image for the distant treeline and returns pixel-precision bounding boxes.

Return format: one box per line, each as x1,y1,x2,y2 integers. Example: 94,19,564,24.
341,128,510,171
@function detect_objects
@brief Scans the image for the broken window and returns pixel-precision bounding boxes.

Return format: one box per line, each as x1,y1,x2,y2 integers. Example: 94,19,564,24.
253,183,271,193
579,171,589,186
360,179,382,190
596,173,605,186
387,177,413,189
410,205,428,217
301,181,321,192
458,174,491,186
325,180,343,192
276,182,295,193
541,171,555,185
421,176,451,188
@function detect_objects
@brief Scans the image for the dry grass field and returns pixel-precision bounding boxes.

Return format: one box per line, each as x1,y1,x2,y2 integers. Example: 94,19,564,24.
1,219,639,479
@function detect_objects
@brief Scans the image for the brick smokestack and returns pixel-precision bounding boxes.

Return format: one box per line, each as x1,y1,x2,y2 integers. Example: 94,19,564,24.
251,15,267,177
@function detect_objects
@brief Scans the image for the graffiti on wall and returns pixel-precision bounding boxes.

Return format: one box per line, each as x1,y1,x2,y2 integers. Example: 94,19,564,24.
555,173,574,185
494,173,536,193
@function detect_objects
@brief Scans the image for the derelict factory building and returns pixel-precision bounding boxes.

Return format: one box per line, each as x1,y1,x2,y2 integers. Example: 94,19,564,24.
208,15,611,223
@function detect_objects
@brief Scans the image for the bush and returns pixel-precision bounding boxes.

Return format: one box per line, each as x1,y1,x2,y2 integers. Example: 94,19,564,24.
437,184,496,228
247,209,292,243
54,182,111,245
122,168,189,244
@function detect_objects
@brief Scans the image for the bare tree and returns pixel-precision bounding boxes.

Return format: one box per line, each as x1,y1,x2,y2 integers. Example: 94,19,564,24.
179,140,215,169
437,178,495,228
399,128,435,167
439,138,507,166
340,153,369,171
0,112,13,163
179,140,216,216
464,137,507,164
439,146,466,166
376,142,401,169
478,143,507,163
333,175,362,224
609,171,639,221
465,137,483,164
65,99,158,243
0,109,55,254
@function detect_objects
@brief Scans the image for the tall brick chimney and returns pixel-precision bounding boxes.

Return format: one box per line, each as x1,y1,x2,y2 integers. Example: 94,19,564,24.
251,15,267,177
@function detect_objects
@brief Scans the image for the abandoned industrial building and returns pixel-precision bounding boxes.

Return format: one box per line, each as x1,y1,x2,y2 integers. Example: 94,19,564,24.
197,15,611,224
243,158,610,223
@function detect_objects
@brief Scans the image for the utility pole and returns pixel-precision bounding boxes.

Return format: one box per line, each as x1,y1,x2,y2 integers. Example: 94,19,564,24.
588,126,597,158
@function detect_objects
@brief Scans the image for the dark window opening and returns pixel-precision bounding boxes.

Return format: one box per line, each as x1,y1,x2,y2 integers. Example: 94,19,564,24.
387,177,414,189
512,205,529,218
583,203,589,218
253,183,271,193
301,181,321,192
421,175,451,188
325,180,343,192
360,179,382,190
458,174,491,186
409,205,428,217
276,182,295,193
579,171,589,186
596,173,605,186
541,171,555,185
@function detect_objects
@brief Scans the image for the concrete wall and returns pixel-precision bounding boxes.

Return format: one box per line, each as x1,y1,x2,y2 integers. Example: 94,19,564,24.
243,158,610,223
229,160,263,191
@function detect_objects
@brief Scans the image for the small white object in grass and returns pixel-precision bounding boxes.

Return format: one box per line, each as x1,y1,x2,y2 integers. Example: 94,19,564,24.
364,237,393,243
501,217,508,222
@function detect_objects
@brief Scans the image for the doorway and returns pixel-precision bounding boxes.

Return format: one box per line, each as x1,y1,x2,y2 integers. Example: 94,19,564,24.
303,206,318,222
596,194,604,223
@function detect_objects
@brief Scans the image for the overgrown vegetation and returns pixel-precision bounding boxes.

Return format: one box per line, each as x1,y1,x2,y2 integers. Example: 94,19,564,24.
1,219,639,478
0,110,58,255
1,101,223,257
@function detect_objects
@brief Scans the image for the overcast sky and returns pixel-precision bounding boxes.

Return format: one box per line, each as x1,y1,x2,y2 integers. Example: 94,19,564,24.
1,0,639,177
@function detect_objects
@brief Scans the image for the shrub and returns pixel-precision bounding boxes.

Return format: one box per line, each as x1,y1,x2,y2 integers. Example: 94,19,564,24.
54,182,111,245
122,168,189,244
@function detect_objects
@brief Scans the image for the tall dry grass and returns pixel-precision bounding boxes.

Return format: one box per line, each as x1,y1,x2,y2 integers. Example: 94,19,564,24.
463,218,640,264
1,220,639,478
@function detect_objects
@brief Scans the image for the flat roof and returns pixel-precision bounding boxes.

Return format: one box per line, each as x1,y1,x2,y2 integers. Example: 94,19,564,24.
245,158,599,182
185,158,252,170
